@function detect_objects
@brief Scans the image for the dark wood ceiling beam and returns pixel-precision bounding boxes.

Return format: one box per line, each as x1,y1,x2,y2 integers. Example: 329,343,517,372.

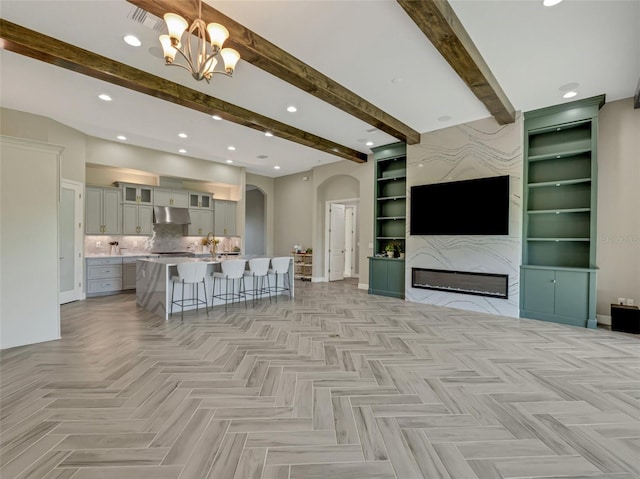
0,19,366,163
127,0,421,145
397,0,515,125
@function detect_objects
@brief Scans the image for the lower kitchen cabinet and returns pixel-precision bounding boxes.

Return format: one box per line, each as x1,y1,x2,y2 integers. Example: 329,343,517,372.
368,257,405,299
122,258,137,290
86,256,156,296
86,257,122,296
520,266,596,328
123,204,153,235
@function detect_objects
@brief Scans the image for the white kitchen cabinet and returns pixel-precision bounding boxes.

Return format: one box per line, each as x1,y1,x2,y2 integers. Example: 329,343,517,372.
214,200,237,236
86,257,122,296
85,186,121,235
188,209,214,236
123,204,153,235
122,260,137,290
154,188,189,208
119,183,153,205
189,192,212,210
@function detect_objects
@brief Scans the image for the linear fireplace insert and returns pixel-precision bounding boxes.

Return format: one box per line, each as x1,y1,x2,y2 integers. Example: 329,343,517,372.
412,268,508,299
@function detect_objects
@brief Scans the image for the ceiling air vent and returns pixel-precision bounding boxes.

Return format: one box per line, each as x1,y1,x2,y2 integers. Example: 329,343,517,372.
257,155,269,159
127,6,165,32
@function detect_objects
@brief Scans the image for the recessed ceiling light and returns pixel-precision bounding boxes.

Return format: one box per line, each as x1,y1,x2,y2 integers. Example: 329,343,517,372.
178,148,187,153
286,106,297,113
98,94,112,102
366,141,374,146
228,146,236,151
117,135,127,141
178,132,188,138
123,35,141,47
226,159,233,164
265,132,273,137
418,163,424,168
563,91,578,99
542,0,563,6
212,115,222,120
274,165,281,170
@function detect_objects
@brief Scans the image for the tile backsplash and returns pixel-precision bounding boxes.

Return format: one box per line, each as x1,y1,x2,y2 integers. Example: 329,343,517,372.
85,225,240,256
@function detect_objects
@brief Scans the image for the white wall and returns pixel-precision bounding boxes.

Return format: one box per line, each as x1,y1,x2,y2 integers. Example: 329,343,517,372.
274,171,314,257
246,173,275,257
596,98,640,319
1,137,62,349
245,188,266,255
406,115,524,317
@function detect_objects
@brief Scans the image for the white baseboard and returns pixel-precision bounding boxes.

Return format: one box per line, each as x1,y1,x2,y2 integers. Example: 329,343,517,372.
312,276,325,283
597,314,612,326
358,283,368,290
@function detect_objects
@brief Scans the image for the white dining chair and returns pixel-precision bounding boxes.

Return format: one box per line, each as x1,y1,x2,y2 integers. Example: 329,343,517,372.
269,256,292,302
212,259,247,312
243,257,272,306
170,262,209,321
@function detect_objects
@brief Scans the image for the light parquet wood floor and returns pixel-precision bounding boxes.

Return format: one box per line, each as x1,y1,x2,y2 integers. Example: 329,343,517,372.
1,279,639,478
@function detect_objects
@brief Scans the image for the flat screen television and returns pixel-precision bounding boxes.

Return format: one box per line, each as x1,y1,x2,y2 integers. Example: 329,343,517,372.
410,175,509,235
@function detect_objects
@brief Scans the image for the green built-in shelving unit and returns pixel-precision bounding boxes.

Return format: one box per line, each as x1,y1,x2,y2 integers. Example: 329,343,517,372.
520,95,605,328
369,142,406,299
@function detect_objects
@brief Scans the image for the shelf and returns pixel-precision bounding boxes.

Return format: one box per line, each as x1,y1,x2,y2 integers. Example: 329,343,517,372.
528,178,591,188
376,236,405,240
377,216,406,220
377,195,406,201
528,147,591,162
527,238,590,242
527,208,590,215
377,175,406,182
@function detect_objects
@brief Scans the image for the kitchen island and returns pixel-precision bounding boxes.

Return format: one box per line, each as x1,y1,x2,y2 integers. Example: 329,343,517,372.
136,257,294,319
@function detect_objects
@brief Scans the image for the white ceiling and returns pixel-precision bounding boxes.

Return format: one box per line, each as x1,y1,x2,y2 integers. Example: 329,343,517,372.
1,0,638,178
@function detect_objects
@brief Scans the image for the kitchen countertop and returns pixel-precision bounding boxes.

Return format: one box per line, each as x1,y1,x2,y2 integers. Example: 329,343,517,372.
86,254,159,258
138,257,221,265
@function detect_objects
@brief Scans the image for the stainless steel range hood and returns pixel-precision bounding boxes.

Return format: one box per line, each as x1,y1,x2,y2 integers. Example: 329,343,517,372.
153,206,191,225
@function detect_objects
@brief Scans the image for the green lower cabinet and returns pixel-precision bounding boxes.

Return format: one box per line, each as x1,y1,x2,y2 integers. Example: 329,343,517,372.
369,257,405,299
520,266,596,328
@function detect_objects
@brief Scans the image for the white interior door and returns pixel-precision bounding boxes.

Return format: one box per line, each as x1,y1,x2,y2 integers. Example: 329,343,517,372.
344,206,354,277
329,204,345,281
59,180,83,304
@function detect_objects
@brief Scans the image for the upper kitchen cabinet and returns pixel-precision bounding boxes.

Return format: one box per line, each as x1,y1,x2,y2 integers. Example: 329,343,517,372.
189,192,213,210
214,200,237,236
118,182,153,205
86,186,121,235
154,188,189,208
188,209,214,236
122,204,153,235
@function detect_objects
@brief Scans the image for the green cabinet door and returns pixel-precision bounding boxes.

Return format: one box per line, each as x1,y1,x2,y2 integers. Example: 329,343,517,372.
522,268,555,315
369,257,404,299
387,260,405,294
555,270,589,319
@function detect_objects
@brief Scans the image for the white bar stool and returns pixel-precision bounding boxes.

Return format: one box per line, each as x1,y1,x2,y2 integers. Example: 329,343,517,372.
170,262,209,321
212,259,248,313
243,257,272,306
269,256,292,302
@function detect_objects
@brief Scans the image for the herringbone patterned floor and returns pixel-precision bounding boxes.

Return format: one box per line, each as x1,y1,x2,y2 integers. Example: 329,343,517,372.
1,279,639,478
